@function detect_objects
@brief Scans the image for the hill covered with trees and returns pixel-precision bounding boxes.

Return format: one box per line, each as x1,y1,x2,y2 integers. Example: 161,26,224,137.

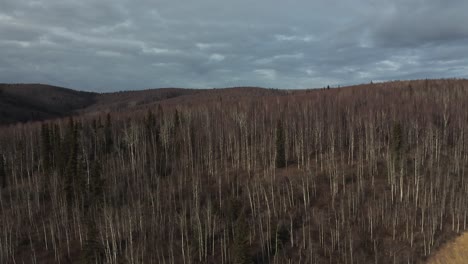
1,79,468,263
0,84,287,126
0,83,96,125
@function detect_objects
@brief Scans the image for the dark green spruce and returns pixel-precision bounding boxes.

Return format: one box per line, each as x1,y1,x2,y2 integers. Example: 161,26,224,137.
275,120,286,168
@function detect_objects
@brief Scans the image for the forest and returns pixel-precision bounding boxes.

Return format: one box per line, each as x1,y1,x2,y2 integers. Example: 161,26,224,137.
0,79,468,263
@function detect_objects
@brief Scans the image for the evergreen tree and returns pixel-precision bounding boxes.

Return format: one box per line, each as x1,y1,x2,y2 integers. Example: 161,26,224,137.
104,113,113,154
391,122,403,163
64,117,80,209
144,110,156,178
145,110,157,136
226,197,243,221
80,216,104,264
88,160,104,208
156,104,164,119
174,109,181,131
41,123,52,173
155,107,171,177
81,160,105,264
50,123,61,169
232,217,252,264
275,120,286,168
0,154,6,189
156,135,169,177
272,224,289,256
89,119,98,162
92,119,98,132
171,109,182,161
58,120,75,176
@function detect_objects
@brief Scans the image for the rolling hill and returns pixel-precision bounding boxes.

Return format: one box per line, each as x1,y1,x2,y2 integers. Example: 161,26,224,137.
0,84,289,126
1,79,468,263
0,83,96,125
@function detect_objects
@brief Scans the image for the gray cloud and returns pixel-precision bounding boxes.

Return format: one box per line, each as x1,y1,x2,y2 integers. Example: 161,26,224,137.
0,0,467,92
370,0,468,47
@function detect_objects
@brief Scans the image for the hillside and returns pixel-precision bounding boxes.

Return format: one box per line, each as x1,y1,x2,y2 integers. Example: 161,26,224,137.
0,83,96,125
0,84,289,126
0,79,468,263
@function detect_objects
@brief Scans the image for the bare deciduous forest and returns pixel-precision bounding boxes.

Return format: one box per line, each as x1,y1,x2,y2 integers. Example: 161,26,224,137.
1,79,468,263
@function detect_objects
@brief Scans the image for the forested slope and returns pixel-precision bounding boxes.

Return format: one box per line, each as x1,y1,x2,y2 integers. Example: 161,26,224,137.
0,79,468,263
0,84,286,125
0,83,96,125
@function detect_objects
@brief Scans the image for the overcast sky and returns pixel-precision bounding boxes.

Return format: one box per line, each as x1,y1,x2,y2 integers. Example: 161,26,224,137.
1,0,468,92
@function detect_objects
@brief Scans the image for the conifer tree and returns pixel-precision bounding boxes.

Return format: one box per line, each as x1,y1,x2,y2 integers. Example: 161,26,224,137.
275,120,286,168
92,119,98,132
104,113,113,154
41,123,52,173
80,215,103,264
391,122,403,164
272,224,289,256
174,109,181,131
50,123,61,169
145,110,156,136
81,159,104,264
156,104,164,119
144,110,156,178
232,217,252,264
89,119,98,162
0,154,6,189
155,107,171,177
89,160,104,207
64,117,80,209
171,109,182,161
58,120,74,176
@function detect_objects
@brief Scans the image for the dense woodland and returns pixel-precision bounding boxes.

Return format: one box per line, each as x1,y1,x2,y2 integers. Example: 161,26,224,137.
1,79,468,263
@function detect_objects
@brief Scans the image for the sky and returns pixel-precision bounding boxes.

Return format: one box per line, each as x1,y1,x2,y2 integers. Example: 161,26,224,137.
1,0,468,92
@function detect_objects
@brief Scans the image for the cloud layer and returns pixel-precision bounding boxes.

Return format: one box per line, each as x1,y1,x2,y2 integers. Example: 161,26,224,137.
1,0,467,91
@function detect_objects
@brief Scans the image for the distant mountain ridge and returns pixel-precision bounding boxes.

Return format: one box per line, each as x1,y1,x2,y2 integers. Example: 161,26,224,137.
0,83,96,125
0,83,287,125
1,79,466,126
